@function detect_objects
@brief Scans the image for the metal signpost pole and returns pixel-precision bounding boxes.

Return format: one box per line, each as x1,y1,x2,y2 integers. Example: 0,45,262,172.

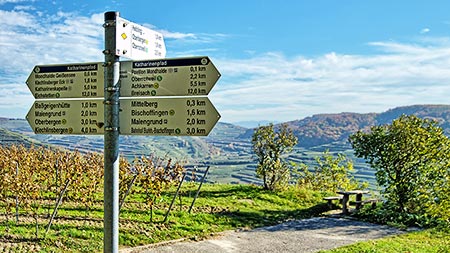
103,11,120,253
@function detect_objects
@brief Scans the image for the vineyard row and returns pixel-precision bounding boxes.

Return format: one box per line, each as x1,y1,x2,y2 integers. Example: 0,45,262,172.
0,145,185,236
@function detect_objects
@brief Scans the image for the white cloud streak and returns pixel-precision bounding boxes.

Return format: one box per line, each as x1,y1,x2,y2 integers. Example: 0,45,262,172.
0,9,104,74
212,42,450,123
0,9,104,117
0,0,31,4
420,28,430,34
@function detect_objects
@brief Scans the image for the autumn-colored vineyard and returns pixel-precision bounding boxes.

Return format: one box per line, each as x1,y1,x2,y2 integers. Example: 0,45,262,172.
0,144,184,238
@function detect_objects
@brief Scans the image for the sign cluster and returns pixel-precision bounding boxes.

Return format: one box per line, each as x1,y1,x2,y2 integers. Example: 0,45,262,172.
26,17,221,137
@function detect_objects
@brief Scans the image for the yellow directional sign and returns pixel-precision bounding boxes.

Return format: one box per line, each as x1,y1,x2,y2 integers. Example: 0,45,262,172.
119,97,220,136
120,56,220,97
26,99,104,135
26,97,220,136
26,62,104,99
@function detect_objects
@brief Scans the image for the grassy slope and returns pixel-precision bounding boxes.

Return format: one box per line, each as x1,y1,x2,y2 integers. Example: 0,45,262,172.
1,184,449,252
319,228,450,253
0,184,328,252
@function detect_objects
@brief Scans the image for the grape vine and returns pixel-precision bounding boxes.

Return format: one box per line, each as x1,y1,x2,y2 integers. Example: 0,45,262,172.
119,155,185,221
0,144,185,237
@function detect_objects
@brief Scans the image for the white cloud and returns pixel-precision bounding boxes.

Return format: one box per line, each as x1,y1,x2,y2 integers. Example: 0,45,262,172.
0,10,104,74
142,23,228,43
13,4,34,11
0,9,105,118
0,0,31,4
420,28,430,34
140,23,197,40
160,30,197,40
211,42,450,123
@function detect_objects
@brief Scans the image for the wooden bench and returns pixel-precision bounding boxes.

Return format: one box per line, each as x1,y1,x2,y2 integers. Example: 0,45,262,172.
355,198,379,209
323,196,343,209
337,190,369,214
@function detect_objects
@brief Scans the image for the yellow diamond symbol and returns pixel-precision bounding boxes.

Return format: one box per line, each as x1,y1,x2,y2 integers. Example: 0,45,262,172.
121,33,127,40
145,39,148,45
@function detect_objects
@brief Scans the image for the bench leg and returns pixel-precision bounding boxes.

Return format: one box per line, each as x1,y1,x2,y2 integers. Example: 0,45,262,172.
355,193,363,210
327,200,333,209
342,195,349,214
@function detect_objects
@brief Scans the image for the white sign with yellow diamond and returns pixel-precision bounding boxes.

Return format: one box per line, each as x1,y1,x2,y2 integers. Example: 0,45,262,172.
116,17,166,60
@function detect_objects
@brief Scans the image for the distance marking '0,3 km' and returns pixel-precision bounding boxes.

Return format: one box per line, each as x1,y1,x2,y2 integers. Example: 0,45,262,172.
119,96,220,136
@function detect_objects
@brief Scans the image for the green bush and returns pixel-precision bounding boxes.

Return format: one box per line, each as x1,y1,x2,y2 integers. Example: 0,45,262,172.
354,202,448,229
294,151,368,192
252,123,297,191
349,115,450,223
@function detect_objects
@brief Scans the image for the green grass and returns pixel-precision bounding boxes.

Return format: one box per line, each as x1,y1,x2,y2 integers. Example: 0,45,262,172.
0,183,328,252
2,183,449,252
319,228,450,253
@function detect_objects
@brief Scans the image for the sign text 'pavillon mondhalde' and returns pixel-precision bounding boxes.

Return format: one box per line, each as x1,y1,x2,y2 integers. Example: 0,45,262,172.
26,56,220,100
120,56,220,97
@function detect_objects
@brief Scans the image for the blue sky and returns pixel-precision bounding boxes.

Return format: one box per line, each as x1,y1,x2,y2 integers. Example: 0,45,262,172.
2,0,450,126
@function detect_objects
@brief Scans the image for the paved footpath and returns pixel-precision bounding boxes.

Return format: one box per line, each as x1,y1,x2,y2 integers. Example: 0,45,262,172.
120,217,406,253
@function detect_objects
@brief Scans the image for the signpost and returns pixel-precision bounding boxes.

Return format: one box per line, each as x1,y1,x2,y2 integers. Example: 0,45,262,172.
25,11,220,253
26,62,104,99
120,56,220,97
103,12,121,253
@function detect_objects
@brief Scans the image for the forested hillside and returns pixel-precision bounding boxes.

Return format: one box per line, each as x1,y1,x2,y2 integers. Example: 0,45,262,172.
240,104,450,148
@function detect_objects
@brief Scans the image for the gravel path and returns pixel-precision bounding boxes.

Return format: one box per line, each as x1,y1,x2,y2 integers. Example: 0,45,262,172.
121,217,405,253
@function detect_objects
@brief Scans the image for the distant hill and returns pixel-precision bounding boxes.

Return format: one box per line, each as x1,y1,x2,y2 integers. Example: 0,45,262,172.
376,105,450,132
231,120,279,128
0,128,34,147
241,104,450,148
0,118,39,147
